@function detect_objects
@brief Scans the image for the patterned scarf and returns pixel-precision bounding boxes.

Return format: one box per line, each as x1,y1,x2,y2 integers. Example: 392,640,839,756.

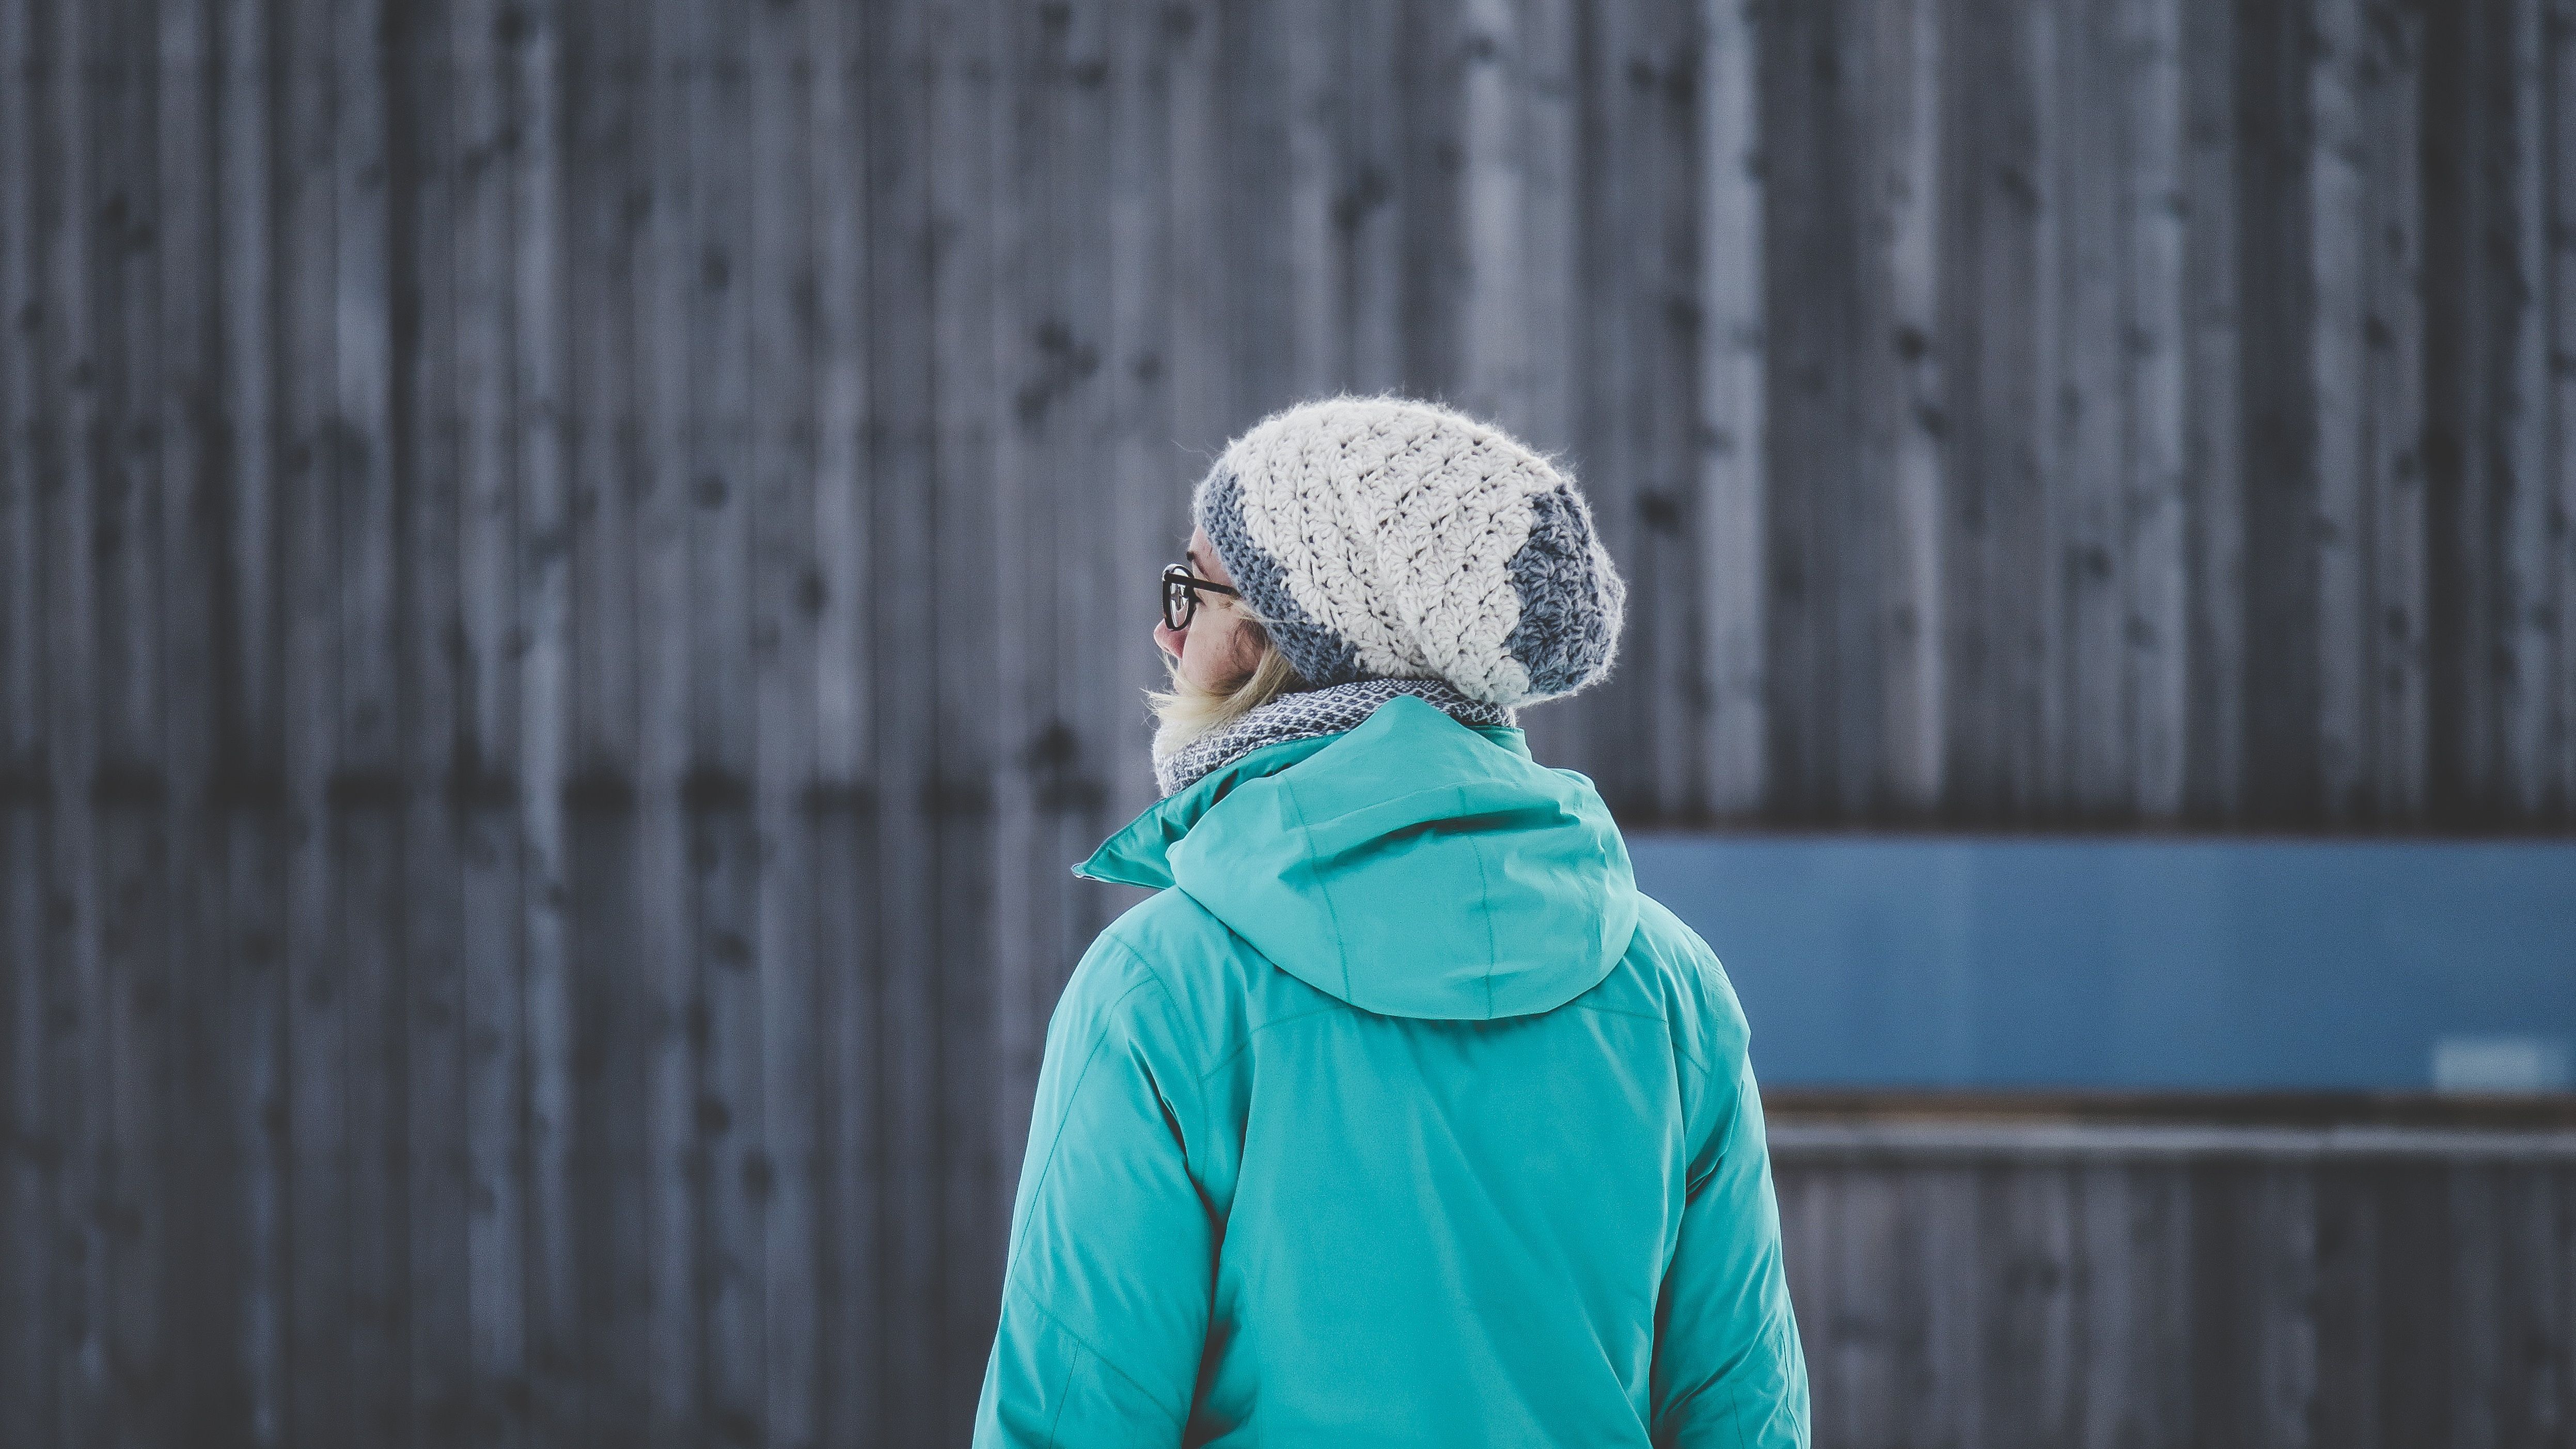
1152,678,1517,799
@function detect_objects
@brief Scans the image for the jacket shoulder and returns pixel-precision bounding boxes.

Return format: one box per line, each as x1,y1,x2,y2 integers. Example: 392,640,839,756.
1614,891,1753,1084
1077,887,1327,1074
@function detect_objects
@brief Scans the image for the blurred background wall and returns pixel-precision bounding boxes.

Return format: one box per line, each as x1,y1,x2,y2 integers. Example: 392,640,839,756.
1,0,2571,1445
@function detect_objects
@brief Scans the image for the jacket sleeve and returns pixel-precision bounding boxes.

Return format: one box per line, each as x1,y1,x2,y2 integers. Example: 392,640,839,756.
973,934,1214,1448
1647,1043,1811,1448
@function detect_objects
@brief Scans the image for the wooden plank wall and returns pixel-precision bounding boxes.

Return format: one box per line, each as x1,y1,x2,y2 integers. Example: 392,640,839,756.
1770,1126,2576,1449
1,1,2572,1445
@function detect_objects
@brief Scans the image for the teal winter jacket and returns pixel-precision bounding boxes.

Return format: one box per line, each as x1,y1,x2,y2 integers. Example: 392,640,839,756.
971,694,1810,1448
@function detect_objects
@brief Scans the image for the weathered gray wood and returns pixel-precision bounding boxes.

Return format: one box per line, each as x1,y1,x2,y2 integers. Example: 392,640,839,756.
1694,0,1766,818
2551,0,2576,820
505,1,582,1440
1875,0,1944,817
2062,0,2128,818
448,3,531,1444
393,4,470,1441
273,1,351,1444
633,2,701,1444
2449,1163,2504,1449
558,0,643,1433
930,1,1003,1436
88,3,176,1444
0,5,51,1440
2122,0,2189,823
864,0,943,1434
2310,1161,2385,1449
1830,1168,1904,1447
2312,0,2370,823
211,3,289,1438
746,0,819,1441
322,2,409,1440
176,0,239,1434
2181,0,2244,823
2500,0,2555,821
806,4,879,1438
2368,0,2429,823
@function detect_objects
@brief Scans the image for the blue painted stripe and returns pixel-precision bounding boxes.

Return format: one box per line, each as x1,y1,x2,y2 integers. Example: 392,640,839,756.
1626,835,2576,1091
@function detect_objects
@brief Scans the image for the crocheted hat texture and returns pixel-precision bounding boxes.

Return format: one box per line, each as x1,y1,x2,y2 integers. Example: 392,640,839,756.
1192,393,1628,709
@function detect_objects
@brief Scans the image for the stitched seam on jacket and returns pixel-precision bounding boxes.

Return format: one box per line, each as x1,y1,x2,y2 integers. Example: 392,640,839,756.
1573,1002,1711,1082
1089,938,1213,1183
1010,1276,1189,1437
1041,1307,1083,1449
1006,972,1161,1273
1465,785,1498,1018
1280,784,1356,1002
1196,1003,1352,1084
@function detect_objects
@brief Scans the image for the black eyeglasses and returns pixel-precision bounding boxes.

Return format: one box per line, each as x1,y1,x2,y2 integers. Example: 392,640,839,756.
1161,563,1240,631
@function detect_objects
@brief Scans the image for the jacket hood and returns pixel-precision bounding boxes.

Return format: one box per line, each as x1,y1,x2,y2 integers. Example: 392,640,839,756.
1076,694,1640,1020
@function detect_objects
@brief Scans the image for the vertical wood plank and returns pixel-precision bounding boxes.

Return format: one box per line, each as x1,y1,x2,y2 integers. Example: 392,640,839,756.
2500,0,2556,819
1771,1164,1835,1431
0,4,54,1441
1458,0,1529,428
2122,0,2189,822
634,2,704,1442
392,1,470,1438
1645,0,1703,816
806,5,879,1437
2254,1162,2321,1449
211,2,288,1437
505,0,582,1439
1103,0,1180,827
1898,1162,1982,1449
1984,1161,2078,1447
2451,1162,2503,1449
1832,1167,1905,1448
2423,0,2494,821
2552,0,2576,816
2061,0,2130,819
2237,0,2320,824
865,0,942,1432
746,0,820,1440
931,0,1004,1432
985,0,1046,1306
1694,0,1766,818
1574,0,1646,814
88,0,178,1440
42,0,114,1437
273,0,353,1441
1281,0,1345,398
2494,1162,2568,1447
2181,0,2244,822
1873,0,1945,818
327,0,411,1437
449,1,531,1442
1336,0,1402,395
1520,0,1579,465
683,2,766,1442
2368,0,2430,823
557,0,646,1435
2311,1161,2385,1449
2312,0,2371,824
1756,0,1821,818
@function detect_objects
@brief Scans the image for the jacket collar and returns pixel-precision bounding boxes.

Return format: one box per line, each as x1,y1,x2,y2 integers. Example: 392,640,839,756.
1076,721,1532,888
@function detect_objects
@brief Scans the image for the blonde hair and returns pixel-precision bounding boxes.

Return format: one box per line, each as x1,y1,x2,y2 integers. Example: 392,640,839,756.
1145,611,1305,764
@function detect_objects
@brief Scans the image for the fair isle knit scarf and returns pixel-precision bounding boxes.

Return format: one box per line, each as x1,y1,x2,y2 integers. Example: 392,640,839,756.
1152,678,1517,799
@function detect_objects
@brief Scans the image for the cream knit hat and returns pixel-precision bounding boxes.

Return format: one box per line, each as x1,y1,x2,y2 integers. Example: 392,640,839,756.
1192,393,1628,708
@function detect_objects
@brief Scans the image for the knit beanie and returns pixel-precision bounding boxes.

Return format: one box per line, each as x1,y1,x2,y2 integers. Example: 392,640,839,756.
1192,394,1628,708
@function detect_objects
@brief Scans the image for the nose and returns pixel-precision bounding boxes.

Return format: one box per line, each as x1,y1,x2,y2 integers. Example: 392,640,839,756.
1153,616,1183,661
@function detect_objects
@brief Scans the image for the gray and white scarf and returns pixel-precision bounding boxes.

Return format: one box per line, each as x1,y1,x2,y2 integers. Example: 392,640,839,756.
1152,678,1517,799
